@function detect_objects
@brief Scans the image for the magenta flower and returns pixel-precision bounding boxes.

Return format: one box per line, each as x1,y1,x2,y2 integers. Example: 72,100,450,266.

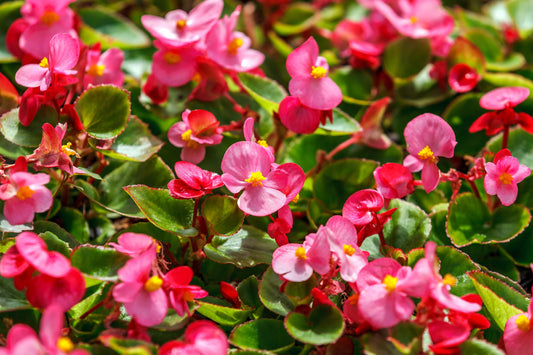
165,266,208,317
268,205,293,246
168,161,223,199
286,37,342,111
373,163,415,200
403,113,457,193
19,0,77,59
15,33,79,91
278,96,322,134
205,7,264,72
0,158,53,225
221,141,288,216
84,45,125,89
112,253,168,327
27,123,77,174
109,232,159,259
141,0,223,48
448,63,481,93
168,109,223,164
484,149,530,206
151,40,199,87
159,320,228,355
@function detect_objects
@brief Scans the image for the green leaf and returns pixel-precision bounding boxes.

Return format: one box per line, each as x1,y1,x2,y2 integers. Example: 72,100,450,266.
464,29,503,62
201,195,244,236
316,108,361,135
33,220,79,248
259,267,294,316
196,300,251,327
204,226,278,267
69,282,112,320
383,38,431,79
0,1,23,63
483,72,533,94
39,231,71,259
238,72,287,114
57,208,90,244
285,304,345,345
123,185,195,237
313,158,378,211
361,330,404,355
285,275,316,305
0,276,30,311
0,133,33,160
75,85,131,140
447,193,531,246
307,198,333,230
330,67,374,104
237,276,262,308
487,128,533,170
71,246,130,281
78,7,150,49
284,134,348,172
487,52,526,72
447,37,486,73
382,199,431,253
272,3,318,36
460,339,505,355
93,116,163,162
230,319,294,352
469,271,527,330
103,337,156,355
0,106,56,147
507,0,533,36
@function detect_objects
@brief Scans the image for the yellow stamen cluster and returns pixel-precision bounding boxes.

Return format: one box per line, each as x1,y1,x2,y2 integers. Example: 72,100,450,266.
348,294,359,305
164,52,181,65
499,172,513,185
382,274,398,293
176,19,187,30
87,64,105,77
61,142,77,157
41,11,60,26
40,57,49,68
181,129,199,148
16,186,35,201
257,140,268,148
410,16,418,24
343,244,356,256
294,246,307,260
292,193,300,204
228,38,243,55
310,66,327,79
245,171,266,187
516,314,531,332
442,273,457,287
57,336,74,353
144,275,163,292
418,145,437,164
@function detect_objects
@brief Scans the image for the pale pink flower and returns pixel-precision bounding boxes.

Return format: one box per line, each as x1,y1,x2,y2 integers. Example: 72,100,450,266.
205,6,264,72
27,123,77,174
168,161,223,199
168,109,223,164
164,266,208,317
504,285,533,355
151,40,199,87
141,0,223,48
286,37,342,111
84,45,125,89
15,33,79,91
221,141,288,216
484,149,530,206
109,232,158,259
159,320,228,355
403,113,457,193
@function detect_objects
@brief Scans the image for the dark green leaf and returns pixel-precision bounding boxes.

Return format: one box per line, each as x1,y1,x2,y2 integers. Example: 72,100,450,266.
259,267,294,316
202,195,244,236
57,208,90,244
196,300,251,327
383,199,431,253
383,38,431,79
0,106,56,147
0,276,30,311
285,304,345,345
71,246,129,281
230,319,294,352
238,72,287,114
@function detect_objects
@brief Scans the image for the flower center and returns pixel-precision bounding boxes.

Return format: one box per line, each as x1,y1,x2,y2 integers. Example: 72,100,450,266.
176,19,187,30
61,142,77,157
87,64,105,76
41,11,60,26
418,145,437,164
228,38,243,55
144,275,163,292
343,244,356,256
348,294,359,305
516,314,531,332
245,171,266,187
40,57,49,68
57,336,74,353
442,273,457,287
164,52,181,65
16,186,35,201
181,129,199,148
292,193,300,204
382,274,398,292
499,172,513,185
311,66,327,79
410,16,418,24
294,246,307,260
257,140,268,148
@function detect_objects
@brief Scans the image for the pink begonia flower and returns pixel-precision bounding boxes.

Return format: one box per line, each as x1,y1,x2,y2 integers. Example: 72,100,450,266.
268,205,293,246
143,73,169,104
165,266,208,317
0,304,89,355
159,320,228,355
205,6,264,72
151,40,199,87
19,0,77,59
168,161,223,199
470,86,533,135
27,123,77,174
109,232,158,259
272,227,331,282
355,97,392,150
84,44,125,89
484,149,530,206
403,113,457,193
113,252,168,327
373,163,415,200
190,56,229,102
356,257,429,329
242,117,275,159
15,33,79,91
286,37,342,111
504,278,533,355
0,158,53,225
168,109,223,164
141,0,223,48
279,96,322,134
427,319,471,355
325,216,368,283
448,63,481,93
221,141,288,216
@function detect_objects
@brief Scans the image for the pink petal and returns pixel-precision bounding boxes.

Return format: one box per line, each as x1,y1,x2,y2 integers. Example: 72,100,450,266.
113,282,143,303
480,87,529,110
504,313,533,355
4,198,35,225
181,145,206,164
125,288,168,327
16,232,70,278
49,33,79,72
238,185,286,216
165,265,193,286
6,324,43,354
421,163,440,193
358,284,414,328
221,141,273,181
289,77,342,111
152,47,198,87
39,304,63,350
0,245,28,278
15,65,49,89
168,179,204,199
168,121,188,148
184,320,228,355
279,96,321,134
404,113,456,158
272,244,314,282
243,117,255,141
29,186,53,213
497,182,518,206
286,37,318,78
403,154,424,172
